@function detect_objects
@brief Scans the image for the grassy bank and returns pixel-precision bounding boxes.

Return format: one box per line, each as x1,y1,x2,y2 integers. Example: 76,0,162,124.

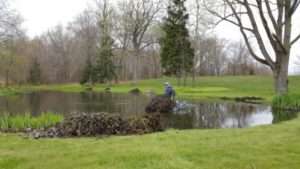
28,75,300,102
0,115,299,169
0,87,23,96
0,112,63,132
1,76,300,168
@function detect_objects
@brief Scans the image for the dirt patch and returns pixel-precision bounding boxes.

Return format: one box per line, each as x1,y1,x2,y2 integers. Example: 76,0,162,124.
145,95,176,113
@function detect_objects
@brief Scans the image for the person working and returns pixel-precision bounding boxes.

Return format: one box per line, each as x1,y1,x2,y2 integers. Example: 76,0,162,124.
164,82,175,98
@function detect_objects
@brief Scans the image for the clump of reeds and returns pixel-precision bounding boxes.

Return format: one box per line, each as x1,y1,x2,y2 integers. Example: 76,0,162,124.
272,93,300,110
0,87,22,95
0,112,64,132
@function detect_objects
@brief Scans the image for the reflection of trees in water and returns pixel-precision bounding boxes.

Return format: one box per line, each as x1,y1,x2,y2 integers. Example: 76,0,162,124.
165,103,271,129
0,91,151,116
0,95,30,116
192,103,226,128
28,92,41,116
161,113,193,129
1,92,280,129
224,104,255,128
68,92,150,116
272,108,298,124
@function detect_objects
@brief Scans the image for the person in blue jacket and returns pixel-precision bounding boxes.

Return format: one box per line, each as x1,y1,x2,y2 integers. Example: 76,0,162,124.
164,82,175,98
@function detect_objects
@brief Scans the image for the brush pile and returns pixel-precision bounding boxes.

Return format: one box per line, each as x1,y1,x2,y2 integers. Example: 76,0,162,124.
25,112,163,138
145,95,176,113
220,96,264,104
56,113,124,137
129,88,141,94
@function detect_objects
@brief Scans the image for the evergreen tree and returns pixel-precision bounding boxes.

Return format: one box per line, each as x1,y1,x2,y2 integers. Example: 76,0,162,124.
159,0,194,86
79,58,93,85
28,57,41,85
93,34,116,85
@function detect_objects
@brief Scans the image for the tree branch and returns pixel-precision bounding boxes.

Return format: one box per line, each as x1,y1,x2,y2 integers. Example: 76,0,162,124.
140,41,158,51
272,33,287,53
256,0,278,53
290,0,300,15
291,33,300,45
204,2,253,32
243,0,275,69
225,0,269,66
264,0,277,31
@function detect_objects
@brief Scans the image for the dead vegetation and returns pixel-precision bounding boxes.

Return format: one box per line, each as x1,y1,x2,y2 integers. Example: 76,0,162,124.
145,95,176,113
25,112,163,138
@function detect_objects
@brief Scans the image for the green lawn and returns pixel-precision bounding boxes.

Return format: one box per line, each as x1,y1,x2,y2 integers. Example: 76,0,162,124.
1,116,300,169
27,75,300,102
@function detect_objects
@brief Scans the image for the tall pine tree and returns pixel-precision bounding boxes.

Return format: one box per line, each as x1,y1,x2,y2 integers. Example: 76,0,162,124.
79,57,93,85
93,34,116,85
160,0,194,87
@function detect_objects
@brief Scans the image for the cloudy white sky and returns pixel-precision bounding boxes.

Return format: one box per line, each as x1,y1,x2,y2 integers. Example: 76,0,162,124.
11,0,300,74
12,0,93,37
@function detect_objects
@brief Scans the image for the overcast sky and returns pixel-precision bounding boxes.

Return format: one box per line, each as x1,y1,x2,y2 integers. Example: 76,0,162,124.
11,0,300,74
13,0,93,37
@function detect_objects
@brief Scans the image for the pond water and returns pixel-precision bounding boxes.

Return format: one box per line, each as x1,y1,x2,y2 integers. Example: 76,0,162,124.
0,91,296,129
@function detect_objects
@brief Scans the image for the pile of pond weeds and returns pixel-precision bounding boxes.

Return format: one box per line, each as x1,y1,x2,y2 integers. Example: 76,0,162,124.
129,88,141,94
23,112,163,139
220,96,265,104
145,95,176,113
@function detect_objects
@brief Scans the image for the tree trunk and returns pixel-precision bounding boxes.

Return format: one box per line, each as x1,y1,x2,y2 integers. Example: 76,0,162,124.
5,70,9,87
132,48,139,84
177,73,181,87
273,56,289,93
184,71,187,87
88,74,93,87
192,63,196,87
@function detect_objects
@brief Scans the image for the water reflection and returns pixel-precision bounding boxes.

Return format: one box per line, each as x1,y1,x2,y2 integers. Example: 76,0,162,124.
0,91,297,129
0,91,149,117
272,108,298,124
162,102,273,129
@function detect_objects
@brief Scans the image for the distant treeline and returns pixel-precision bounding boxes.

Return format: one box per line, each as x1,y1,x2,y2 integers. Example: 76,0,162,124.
0,0,270,86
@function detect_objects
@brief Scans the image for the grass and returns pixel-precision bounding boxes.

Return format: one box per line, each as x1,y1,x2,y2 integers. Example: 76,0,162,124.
272,93,300,110
23,75,300,102
1,75,300,168
0,87,23,96
0,112,64,131
0,115,300,169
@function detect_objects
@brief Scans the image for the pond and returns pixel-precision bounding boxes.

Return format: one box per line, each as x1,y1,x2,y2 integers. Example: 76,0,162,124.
0,91,296,129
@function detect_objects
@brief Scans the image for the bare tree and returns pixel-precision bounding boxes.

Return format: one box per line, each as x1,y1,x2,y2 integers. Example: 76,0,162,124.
70,9,98,84
189,0,214,86
93,0,114,43
225,40,270,75
205,0,300,93
0,0,22,41
195,36,228,76
0,33,29,86
45,25,71,83
117,0,163,83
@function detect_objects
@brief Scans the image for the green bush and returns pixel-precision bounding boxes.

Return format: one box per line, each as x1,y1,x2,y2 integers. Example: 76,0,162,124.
0,112,64,131
272,93,300,110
